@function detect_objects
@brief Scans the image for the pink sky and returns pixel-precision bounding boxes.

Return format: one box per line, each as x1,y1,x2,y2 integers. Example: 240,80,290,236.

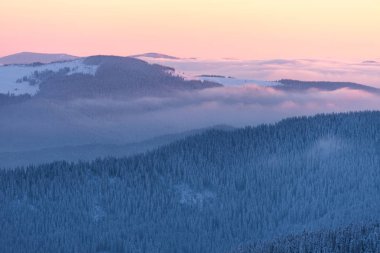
1,0,379,60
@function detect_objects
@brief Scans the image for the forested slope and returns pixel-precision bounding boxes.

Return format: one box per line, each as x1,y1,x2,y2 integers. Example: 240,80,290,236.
1,111,380,253
233,223,380,253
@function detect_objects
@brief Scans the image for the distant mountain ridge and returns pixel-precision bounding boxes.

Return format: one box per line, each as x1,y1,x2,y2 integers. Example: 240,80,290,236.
0,52,78,65
196,75,380,94
130,52,180,60
362,60,379,64
2,53,379,98
277,79,380,93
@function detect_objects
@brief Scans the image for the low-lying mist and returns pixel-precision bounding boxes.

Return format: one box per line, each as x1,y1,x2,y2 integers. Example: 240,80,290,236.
143,58,380,87
1,84,379,154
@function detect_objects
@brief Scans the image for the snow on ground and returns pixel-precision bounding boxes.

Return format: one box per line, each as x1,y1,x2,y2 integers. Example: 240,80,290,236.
91,202,106,222
0,59,98,95
198,76,280,87
175,184,215,207
165,65,279,87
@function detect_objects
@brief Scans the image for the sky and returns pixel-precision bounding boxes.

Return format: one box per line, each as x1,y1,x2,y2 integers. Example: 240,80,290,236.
0,0,379,60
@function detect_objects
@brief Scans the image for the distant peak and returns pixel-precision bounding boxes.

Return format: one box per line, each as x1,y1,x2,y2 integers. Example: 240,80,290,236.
130,52,180,60
362,60,378,64
0,52,78,65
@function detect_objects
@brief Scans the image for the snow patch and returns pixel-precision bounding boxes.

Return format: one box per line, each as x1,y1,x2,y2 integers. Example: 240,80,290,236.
198,76,280,87
0,59,98,95
91,201,106,222
309,136,344,158
175,184,215,207
9,195,38,212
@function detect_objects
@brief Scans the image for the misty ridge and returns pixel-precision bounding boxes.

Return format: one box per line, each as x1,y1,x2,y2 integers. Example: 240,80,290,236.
1,55,380,157
1,53,380,253
2,0,380,252
0,55,221,153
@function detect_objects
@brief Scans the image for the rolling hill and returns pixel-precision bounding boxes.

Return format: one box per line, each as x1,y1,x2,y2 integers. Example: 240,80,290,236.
0,55,220,99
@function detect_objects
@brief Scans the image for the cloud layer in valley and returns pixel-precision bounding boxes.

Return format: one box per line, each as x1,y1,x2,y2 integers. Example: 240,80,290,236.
138,57,380,87
1,83,380,157
63,84,380,138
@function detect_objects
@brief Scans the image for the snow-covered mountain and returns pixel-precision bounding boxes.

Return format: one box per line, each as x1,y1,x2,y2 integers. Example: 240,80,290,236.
0,55,220,97
0,52,78,65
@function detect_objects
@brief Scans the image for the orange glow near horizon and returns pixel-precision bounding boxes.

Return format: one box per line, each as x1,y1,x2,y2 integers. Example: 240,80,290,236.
1,0,379,60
